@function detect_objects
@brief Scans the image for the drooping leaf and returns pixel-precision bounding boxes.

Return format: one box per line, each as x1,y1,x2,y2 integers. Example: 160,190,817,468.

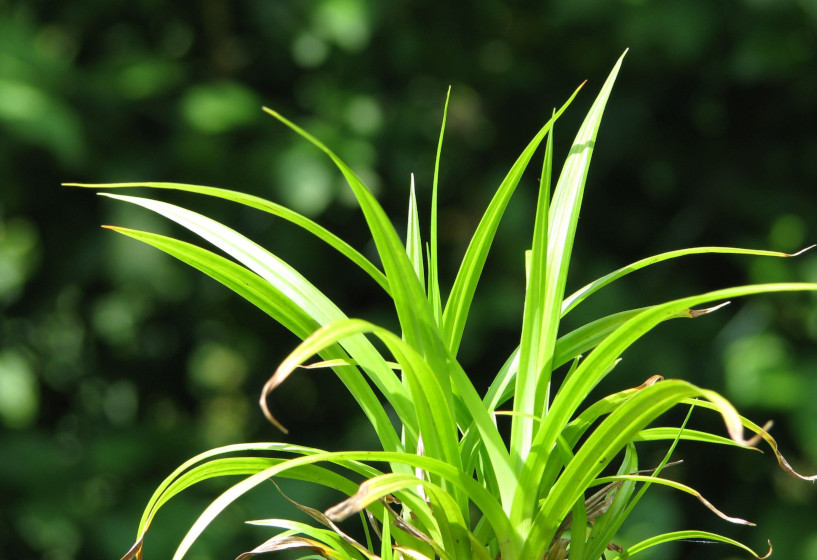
63,181,391,293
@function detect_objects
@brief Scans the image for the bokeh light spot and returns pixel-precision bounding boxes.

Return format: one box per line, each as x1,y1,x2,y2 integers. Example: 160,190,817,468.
345,95,382,135
181,82,259,134
292,33,330,68
0,350,39,428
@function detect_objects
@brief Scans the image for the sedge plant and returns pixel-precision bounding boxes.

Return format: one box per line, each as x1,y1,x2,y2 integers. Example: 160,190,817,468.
68,51,817,560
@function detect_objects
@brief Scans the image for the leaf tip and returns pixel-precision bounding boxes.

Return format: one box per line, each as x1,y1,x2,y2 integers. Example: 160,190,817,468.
262,106,283,121
259,390,289,435
688,301,731,317
788,244,816,257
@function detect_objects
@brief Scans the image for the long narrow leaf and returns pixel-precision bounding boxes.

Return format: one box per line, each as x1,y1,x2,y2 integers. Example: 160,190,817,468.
514,117,555,472
406,174,425,287
623,530,772,559
428,87,450,325
562,245,814,316
441,82,585,356
64,181,391,293
511,51,626,478
261,108,450,384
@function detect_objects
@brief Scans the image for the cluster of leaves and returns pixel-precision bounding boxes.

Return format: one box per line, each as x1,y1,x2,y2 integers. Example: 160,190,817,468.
70,52,817,560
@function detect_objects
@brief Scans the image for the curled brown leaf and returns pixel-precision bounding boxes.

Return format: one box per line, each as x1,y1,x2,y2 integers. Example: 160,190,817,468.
270,481,370,555
235,535,334,560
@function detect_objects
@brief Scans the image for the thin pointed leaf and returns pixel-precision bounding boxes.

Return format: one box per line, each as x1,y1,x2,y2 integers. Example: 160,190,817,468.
406,174,425,287
633,427,759,449
562,245,814,316
623,530,772,559
428,87,450,325
261,108,448,380
441,82,585,356
511,51,627,479
64,181,390,294
592,474,755,525
513,120,555,473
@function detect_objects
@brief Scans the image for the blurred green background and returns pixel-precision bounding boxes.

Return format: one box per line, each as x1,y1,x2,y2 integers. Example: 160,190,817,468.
1,1,816,559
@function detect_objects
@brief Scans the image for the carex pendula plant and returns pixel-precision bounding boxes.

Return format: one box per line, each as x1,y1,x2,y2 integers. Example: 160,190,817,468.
67,51,817,560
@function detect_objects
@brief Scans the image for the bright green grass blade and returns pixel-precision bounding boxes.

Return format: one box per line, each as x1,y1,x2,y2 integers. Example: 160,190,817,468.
428,87,450,326
515,282,817,540
150,457,361,520
408,483,471,560
137,448,432,560
513,119,554,473
64,181,390,294
511,51,627,477
426,243,441,325
464,303,702,475
381,506,393,560
441,82,585,357
633,427,758,449
134,443,325,535
523,378,757,560
559,389,756,457
407,174,425,288
169,449,517,560
623,530,772,559
460,307,658,482
262,108,450,382
544,285,817,446
561,245,814,316
445,356,516,511
537,384,658,501
104,226,317,339
104,224,411,453
568,492,587,560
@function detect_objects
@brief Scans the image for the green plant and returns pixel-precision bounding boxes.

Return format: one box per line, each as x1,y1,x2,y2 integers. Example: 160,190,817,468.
68,51,817,560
